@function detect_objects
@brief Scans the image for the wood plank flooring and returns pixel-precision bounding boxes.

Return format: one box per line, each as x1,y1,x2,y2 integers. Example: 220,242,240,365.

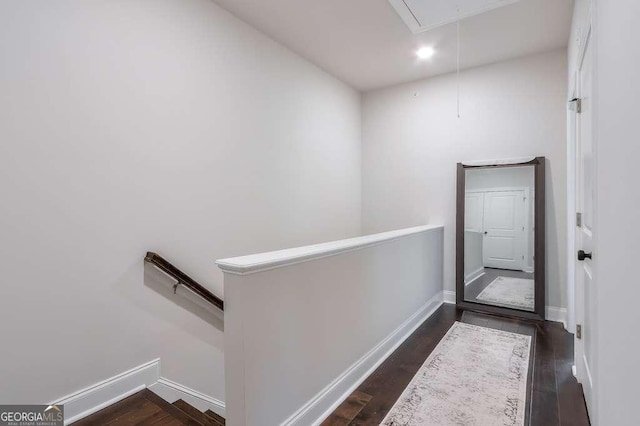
323,304,590,426
73,304,587,425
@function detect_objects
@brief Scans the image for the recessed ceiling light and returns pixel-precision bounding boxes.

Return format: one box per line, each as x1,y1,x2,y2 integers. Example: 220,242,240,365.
416,46,435,60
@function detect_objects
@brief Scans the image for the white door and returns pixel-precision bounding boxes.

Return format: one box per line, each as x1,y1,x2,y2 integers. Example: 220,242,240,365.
575,27,596,416
482,190,525,270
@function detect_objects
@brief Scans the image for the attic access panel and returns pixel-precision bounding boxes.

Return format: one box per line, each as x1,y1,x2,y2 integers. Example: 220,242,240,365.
389,0,521,33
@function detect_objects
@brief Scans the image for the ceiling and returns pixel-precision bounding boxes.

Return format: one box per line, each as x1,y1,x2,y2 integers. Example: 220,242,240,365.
389,0,523,34
211,0,574,91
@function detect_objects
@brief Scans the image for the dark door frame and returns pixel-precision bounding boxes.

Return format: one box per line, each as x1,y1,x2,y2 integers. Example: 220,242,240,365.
456,156,546,321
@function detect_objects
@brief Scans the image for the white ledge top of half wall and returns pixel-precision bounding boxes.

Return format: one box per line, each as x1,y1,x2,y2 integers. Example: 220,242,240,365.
216,225,443,275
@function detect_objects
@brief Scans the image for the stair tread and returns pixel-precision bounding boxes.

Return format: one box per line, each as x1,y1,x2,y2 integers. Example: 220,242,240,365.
173,400,221,426
72,392,149,425
204,410,226,425
71,390,205,426
141,390,204,425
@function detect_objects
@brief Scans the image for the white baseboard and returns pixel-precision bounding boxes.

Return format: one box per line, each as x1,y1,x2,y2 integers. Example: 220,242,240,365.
283,291,445,426
443,290,456,304
546,306,568,328
51,359,161,425
50,359,225,424
148,377,225,418
464,268,485,286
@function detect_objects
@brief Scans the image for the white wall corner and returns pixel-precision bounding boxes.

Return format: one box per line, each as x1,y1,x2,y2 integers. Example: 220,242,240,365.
546,306,568,329
50,359,225,424
464,268,485,286
284,291,444,426
51,359,161,425
443,290,456,304
148,377,225,418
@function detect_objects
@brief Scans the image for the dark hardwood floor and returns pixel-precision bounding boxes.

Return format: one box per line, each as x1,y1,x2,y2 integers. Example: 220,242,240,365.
73,389,225,425
72,304,587,426
323,304,590,426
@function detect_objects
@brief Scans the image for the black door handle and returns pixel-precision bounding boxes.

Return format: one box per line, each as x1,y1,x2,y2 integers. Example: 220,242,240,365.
578,250,592,261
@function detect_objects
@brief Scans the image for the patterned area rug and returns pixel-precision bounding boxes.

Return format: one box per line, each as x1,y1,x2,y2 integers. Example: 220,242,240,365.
381,322,531,426
476,276,535,310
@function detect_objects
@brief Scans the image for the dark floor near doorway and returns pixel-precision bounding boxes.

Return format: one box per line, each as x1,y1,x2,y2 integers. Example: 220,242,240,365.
322,304,590,426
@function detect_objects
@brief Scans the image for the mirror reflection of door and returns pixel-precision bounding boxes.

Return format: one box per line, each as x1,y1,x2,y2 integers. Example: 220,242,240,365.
483,190,527,271
463,166,535,312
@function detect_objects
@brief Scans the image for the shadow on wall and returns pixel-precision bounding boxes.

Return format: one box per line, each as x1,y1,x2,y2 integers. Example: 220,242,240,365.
143,264,224,332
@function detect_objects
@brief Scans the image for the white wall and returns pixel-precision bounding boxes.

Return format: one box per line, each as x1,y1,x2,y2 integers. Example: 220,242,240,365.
0,0,361,406
219,226,444,425
464,231,484,281
362,49,568,309
592,0,640,424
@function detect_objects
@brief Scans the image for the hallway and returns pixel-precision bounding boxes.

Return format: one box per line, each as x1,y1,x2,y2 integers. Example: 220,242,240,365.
323,305,589,425
1,1,638,424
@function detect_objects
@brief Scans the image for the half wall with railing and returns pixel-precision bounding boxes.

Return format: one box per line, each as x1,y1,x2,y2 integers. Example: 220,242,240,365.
217,225,444,426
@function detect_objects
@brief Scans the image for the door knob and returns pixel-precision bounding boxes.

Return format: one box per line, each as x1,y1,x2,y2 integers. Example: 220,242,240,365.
578,250,592,261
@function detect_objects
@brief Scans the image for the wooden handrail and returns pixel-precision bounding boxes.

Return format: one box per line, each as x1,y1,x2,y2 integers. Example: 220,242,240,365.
145,252,224,311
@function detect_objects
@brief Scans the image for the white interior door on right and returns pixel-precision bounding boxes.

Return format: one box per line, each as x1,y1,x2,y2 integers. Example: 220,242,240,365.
575,26,596,418
482,190,525,270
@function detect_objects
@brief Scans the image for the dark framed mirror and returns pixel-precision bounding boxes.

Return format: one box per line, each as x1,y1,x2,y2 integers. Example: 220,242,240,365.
456,157,546,321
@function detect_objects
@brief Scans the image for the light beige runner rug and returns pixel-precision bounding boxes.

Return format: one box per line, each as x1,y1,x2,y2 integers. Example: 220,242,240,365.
476,276,535,310
381,322,531,426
